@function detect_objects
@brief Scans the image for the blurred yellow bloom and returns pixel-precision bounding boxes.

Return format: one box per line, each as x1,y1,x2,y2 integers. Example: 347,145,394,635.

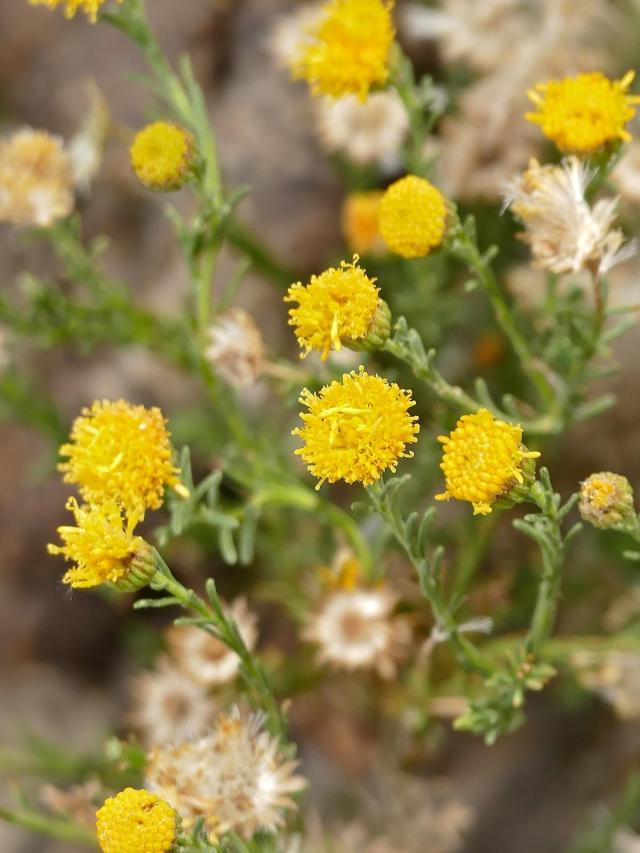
28,0,121,23
96,788,178,853
292,0,395,100
285,256,387,360
436,409,540,515
293,366,419,488
379,174,448,259
130,121,194,192
48,498,146,589
59,400,183,523
342,190,385,255
526,71,640,153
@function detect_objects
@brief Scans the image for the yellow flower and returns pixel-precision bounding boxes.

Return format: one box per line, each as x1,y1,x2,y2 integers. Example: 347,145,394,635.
291,0,395,100
96,788,178,853
48,498,148,589
0,128,74,227
130,122,194,192
579,472,635,529
379,175,448,259
285,256,387,360
59,400,183,523
293,366,419,488
28,0,121,23
436,409,540,515
526,71,640,154
342,190,385,255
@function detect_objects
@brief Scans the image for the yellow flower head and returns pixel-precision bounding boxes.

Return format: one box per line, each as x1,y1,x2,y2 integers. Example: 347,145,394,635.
579,472,635,529
96,787,178,853
130,121,194,192
291,0,395,100
379,175,448,259
48,497,148,589
436,409,540,515
285,256,386,360
28,0,121,23
526,71,640,153
293,366,419,488
59,400,182,523
342,190,385,255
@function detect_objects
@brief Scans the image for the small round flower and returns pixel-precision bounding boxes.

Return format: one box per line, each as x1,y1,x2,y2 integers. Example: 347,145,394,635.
206,308,265,388
436,409,540,516
291,0,396,101
59,400,183,523
28,0,121,22
128,656,218,747
285,256,388,361
578,472,635,529
304,583,410,679
96,787,178,853
0,129,74,227
48,498,150,589
146,708,306,838
130,122,194,192
293,367,419,488
342,191,385,255
379,175,448,259
526,71,640,154
167,598,258,687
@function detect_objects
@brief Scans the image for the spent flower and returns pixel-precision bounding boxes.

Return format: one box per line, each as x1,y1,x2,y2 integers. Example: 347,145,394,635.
96,787,178,853
505,157,634,276
59,400,183,523
206,308,266,388
526,71,640,153
130,121,194,192
578,472,636,529
128,656,218,747
286,256,388,361
167,598,258,687
0,128,74,227
379,175,448,259
293,367,419,488
146,708,306,838
292,0,396,101
436,409,540,515
305,582,410,678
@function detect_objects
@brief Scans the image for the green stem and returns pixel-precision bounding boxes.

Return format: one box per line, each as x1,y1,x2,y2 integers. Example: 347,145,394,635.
0,807,97,847
152,556,286,739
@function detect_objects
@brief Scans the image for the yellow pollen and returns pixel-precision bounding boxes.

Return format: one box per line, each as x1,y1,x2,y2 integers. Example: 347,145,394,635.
285,256,381,360
525,71,640,153
96,787,178,853
379,175,448,259
291,0,395,100
130,121,194,192
28,0,121,23
59,399,182,523
435,409,540,515
293,366,419,488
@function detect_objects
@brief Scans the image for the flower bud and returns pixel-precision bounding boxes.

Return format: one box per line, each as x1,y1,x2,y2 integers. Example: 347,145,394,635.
579,472,635,529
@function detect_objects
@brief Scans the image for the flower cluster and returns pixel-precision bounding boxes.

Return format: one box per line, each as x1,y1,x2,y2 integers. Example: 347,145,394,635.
526,71,640,154
49,400,184,588
96,787,178,853
286,256,387,360
292,0,396,100
130,121,194,192
379,175,448,259
146,708,306,838
293,367,419,488
436,410,540,516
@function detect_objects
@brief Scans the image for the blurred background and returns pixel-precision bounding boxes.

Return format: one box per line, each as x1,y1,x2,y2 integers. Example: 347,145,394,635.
2,1,640,850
